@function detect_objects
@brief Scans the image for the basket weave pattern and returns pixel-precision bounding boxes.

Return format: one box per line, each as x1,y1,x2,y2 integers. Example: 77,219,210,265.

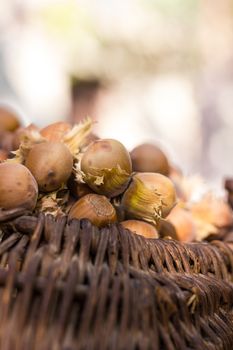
0,211,232,349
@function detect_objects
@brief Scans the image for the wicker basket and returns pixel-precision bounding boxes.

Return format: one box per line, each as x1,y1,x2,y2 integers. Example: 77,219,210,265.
0,209,232,350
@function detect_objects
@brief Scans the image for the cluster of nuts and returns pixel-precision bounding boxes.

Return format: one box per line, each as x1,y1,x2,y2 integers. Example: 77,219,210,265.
0,106,232,242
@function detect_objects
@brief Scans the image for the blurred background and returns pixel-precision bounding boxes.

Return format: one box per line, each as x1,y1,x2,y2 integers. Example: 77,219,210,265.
0,0,233,190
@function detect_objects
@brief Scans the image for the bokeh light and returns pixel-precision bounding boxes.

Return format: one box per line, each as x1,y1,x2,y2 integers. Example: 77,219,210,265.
0,0,232,190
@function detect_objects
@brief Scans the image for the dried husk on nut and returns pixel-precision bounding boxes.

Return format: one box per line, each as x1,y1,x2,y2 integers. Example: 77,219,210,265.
63,118,93,158
78,165,131,197
35,186,70,216
190,193,233,241
9,118,93,164
9,129,45,163
79,139,132,197
121,173,176,225
12,124,39,150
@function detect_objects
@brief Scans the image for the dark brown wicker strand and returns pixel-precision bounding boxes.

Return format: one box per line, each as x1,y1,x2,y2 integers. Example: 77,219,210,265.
0,211,232,349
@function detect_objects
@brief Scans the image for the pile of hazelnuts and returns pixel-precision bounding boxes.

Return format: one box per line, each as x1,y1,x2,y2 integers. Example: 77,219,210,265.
0,107,232,242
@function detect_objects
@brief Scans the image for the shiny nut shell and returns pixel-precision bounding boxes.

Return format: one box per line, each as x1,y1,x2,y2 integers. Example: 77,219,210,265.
69,194,117,227
25,142,73,192
0,163,38,210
